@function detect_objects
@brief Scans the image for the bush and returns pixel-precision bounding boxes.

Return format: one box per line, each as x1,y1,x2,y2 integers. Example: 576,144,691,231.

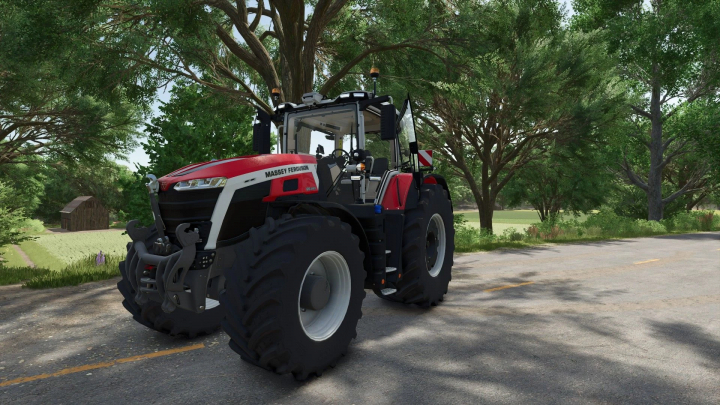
19,218,45,234
697,212,717,231
662,210,719,232
451,209,715,253
502,227,524,242
584,210,628,233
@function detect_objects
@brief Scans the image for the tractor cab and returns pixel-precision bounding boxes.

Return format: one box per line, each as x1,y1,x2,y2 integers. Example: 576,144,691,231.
255,90,422,205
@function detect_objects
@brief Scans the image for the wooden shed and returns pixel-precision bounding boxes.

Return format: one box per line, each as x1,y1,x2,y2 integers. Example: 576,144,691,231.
60,196,109,231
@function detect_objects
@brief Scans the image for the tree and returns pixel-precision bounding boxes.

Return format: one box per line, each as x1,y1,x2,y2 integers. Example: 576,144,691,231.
0,181,32,251
0,161,45,214
0,0,144,166
665,97,720,211
120,82,256,224
607,94,720,218
573,0,720,220
503,142,614,221
33,161,135,224
102,0,456,114
141,82,255,176
416,0,622,231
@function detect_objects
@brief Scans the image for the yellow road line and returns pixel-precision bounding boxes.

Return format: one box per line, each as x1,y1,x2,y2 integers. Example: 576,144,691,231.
0,343,204,388
484,281,534,293
634,259,660,265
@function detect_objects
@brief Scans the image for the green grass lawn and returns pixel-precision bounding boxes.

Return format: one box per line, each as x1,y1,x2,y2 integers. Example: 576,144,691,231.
1,230,128,287
0,245,26,267
458,210,589,233
18,240,65,270
27,230,131,267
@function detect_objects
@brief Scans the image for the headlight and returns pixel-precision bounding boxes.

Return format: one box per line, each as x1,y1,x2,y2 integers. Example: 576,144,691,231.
174,177,227,191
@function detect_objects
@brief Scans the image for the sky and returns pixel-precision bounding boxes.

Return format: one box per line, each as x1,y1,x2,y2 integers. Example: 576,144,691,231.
116,0,576,171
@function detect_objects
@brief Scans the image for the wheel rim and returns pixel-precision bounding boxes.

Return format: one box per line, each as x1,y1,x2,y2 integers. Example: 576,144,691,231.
298,251,351,341
426,213,446,277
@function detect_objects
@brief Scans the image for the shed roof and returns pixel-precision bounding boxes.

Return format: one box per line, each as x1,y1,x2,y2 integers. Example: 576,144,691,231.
60,196,96,214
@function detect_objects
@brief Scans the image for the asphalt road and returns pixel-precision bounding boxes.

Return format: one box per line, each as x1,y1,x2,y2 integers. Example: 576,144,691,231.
1,233,718,404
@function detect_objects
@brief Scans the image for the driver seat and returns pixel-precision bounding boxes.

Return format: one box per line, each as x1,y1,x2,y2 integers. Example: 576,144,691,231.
315,155,344,197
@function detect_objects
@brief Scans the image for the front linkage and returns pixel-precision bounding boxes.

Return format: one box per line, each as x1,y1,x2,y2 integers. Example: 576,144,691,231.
125,220,221,315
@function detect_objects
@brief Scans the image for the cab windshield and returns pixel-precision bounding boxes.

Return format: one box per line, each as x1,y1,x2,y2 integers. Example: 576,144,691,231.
284,105,357,155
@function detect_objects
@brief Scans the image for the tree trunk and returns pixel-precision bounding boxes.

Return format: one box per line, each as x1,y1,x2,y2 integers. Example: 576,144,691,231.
647,74,664,221
463,170,487,231
480,150,494,232
686,192,706,211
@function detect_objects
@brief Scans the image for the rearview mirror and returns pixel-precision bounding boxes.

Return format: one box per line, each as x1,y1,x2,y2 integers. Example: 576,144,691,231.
380,104,397,141
252,108,272,154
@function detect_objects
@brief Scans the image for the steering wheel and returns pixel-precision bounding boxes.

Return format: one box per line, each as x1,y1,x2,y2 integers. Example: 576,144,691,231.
329,148,351,168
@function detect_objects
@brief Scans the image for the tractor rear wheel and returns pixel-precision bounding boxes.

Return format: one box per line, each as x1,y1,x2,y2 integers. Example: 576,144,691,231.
375,184,454,306
220,215,366,380
117,228,225,338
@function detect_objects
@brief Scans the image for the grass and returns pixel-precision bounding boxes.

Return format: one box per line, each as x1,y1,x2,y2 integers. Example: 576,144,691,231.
21,254,123,289
454,210,720,252
0,266,53,286
27,230,130,266
0,228,130,288
0,254,123,288
0,245,26,268
18,240,65,270
458,210,590,229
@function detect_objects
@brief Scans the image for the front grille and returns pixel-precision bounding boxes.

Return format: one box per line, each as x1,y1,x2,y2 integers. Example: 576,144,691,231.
157,187,222,237
217,182,271,242
157,181,271,247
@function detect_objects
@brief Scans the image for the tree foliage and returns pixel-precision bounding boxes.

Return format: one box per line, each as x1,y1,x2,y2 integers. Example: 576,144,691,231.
573,0,720,220
120,82,256,224
0,181,32,249
503,142,615,221
0,0,145,166
417,0,623,231
32,161,135,224
97,0,457,114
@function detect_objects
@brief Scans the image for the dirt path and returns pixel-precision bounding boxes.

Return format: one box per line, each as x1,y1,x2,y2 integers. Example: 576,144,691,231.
10,244,35,268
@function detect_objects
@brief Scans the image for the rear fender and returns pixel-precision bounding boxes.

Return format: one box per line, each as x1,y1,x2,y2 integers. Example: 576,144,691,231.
423,174,452,208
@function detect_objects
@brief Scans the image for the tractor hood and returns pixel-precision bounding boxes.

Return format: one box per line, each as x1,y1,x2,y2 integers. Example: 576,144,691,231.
157,154,318,192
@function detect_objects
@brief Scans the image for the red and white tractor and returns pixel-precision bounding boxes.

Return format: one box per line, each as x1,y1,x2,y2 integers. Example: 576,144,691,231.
118,87,454,379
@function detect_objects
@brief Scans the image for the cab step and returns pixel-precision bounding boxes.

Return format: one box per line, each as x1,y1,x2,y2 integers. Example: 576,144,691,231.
385,266,397,273
380,288,397,295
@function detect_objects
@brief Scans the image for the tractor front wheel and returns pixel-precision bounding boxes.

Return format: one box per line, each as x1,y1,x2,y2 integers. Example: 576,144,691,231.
220,215,366,380
375,184,454,306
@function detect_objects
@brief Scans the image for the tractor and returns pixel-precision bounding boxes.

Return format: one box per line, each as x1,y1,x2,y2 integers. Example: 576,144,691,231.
118,81,455,380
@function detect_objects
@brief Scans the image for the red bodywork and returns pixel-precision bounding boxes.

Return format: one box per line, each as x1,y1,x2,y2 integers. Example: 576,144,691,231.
381,174,414,210
158,154,318,191
262,173,318,202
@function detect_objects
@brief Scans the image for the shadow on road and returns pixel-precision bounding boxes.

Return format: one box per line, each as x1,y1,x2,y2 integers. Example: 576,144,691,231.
653,232,720,241
650,320,720,370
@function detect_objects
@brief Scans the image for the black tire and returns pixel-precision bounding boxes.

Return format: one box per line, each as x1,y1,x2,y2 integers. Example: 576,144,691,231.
117,228,225,338
220,215,366,380
375,184,454,306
